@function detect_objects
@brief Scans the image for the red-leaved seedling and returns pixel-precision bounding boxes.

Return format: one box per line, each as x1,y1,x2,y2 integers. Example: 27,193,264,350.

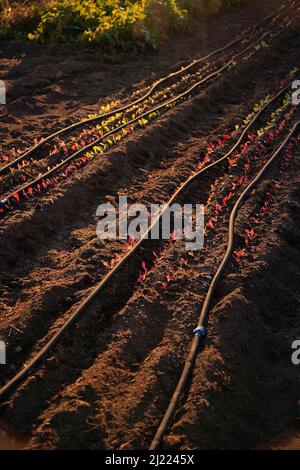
141,260,147,274
206,220,214,231
128,234,135,245
198,154,210,169
12,192,20,203
234,249,246,260
245,228,256,244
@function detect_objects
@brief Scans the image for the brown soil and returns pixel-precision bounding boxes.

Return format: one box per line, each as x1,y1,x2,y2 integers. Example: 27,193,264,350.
0,0,300,450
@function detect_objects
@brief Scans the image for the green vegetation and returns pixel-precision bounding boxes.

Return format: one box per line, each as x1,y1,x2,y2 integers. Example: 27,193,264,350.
0,0,251,52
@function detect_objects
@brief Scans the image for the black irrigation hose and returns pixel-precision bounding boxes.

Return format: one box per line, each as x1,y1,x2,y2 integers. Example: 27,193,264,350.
149,121,300,451
2,31,272,204
0,2,286,177
0,77,294,402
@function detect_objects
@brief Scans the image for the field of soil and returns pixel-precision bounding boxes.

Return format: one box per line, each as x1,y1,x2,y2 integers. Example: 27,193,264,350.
0,0,299,450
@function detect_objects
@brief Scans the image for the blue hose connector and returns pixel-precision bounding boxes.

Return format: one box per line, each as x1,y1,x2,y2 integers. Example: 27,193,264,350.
193,326,206,337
